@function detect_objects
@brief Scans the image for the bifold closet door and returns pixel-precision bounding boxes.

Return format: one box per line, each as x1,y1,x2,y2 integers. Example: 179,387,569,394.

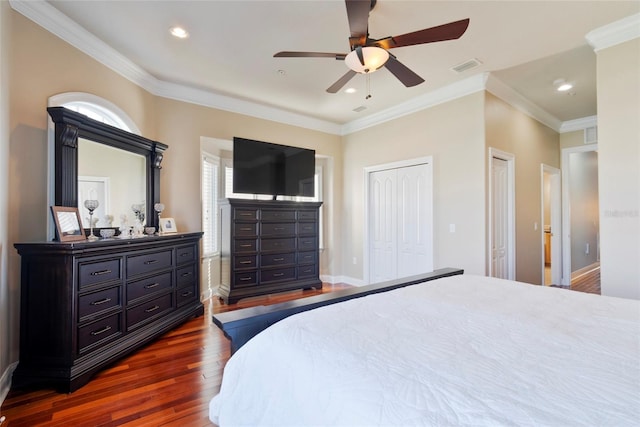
369,163,432,283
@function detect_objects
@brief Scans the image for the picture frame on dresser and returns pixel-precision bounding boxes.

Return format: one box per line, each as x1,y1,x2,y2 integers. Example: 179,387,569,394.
51,206,86,242
159,217,177,233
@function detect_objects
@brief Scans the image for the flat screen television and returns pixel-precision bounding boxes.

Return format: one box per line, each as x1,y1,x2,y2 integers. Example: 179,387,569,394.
233,137,315,199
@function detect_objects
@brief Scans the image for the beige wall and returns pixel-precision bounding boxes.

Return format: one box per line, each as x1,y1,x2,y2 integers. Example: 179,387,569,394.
560,129,586,149
596,38,640,299
1,0,13,403
485,93,560,285
341,92,487,282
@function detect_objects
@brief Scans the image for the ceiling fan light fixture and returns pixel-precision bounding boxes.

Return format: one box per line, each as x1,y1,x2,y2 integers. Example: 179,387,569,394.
170,26,189,39
554,78,573,92
345,47,389,74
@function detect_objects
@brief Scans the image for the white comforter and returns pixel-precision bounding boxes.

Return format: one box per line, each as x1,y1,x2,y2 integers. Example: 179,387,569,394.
210,275,640,426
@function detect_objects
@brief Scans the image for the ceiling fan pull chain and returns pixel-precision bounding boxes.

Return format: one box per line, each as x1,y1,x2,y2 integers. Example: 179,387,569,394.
366,74,372,100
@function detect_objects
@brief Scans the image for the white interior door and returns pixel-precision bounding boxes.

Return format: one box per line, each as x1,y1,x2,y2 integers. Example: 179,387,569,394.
369,168,397,283
491,157,509,279
549,168,562,285
369,162,433,283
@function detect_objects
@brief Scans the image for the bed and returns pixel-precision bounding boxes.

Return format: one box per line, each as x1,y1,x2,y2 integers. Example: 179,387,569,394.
210,274,640,426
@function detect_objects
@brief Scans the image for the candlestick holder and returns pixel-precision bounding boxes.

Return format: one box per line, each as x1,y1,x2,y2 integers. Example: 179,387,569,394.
83,199,100,241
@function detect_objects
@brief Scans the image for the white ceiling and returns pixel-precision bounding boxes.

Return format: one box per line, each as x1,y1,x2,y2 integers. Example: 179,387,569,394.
21,1,640,131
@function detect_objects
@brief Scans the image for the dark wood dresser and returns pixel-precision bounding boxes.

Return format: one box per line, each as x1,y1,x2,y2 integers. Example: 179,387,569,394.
13,232,204,392
219,199,322,304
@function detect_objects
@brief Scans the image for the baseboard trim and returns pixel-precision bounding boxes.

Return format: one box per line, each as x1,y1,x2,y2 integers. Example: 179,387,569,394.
571,262,600,280
0,361,18,407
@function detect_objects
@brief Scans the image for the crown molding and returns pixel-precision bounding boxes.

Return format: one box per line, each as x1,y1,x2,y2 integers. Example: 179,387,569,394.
341,73,488,135
559,115,598,133
9,0,342,135
586,13,640,52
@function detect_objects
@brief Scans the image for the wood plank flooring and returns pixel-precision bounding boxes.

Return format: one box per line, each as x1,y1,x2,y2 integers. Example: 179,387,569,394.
570,267,601,295
0,283,351,426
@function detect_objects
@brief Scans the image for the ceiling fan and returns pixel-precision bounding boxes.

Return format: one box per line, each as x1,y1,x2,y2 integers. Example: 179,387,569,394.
274,0,470,93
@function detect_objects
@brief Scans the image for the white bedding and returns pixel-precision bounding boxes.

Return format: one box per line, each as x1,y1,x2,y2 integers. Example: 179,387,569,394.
210,274,640,426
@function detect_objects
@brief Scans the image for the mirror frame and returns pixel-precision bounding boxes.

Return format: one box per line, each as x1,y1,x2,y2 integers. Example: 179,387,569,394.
48,106,168,231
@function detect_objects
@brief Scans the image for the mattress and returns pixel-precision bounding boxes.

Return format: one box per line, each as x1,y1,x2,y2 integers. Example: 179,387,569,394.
210,274,640,426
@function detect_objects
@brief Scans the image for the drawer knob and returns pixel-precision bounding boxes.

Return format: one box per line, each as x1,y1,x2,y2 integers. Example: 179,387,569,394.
143,259,158,265
90,269,112,276
90,325,112,336
145,305,160,313
90,297,112,306
144,282,160,289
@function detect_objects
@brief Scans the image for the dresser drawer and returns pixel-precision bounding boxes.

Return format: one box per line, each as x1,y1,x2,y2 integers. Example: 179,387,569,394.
127,250,172,277
261,252,295,267
234,223,257,237
262,209,295,221
261,267,296,283
126,293,173,331
298,264,318,278
78,286,121,320
234,255,257,270
261,222,295,236
177,283,197,307
176,244,196,265
298,222,317,236
298,251,317,265
232,270,258,288
298,210,317,221
298,237,317,251
261,238,296,252
234,208,258,221
78,313,122,354
78,258,121,288
127,272,172,304
176,264,196,287
235,239,258,253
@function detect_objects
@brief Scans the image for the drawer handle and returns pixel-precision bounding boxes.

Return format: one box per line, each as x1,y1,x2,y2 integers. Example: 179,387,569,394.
181,291,193,297
240,277,252,281
273,273,284,277
145,305,160,313
239,260,252,265
180,252,191,257
303,269,312,273
273,257,284,262
90,325,112,336
90,297,112,306
239,227,252,231
90,269,112,276
181,272,192,277
239,244,252,248
144,259,158,265
239,212,253,216
274,227,284,231
144,282,160,289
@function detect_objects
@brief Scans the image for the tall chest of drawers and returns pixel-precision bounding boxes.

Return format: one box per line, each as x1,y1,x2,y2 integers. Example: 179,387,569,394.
14,232,204,392
219,199,322,304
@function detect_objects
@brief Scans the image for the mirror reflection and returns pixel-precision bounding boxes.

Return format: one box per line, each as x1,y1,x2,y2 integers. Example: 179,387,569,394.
77,138,146,228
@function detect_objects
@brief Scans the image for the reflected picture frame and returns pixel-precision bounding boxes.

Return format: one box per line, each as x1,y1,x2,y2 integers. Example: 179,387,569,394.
51,206,86,242
159,217,177,234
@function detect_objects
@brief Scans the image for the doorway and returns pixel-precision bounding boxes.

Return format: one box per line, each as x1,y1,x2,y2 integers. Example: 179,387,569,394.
365,158,433,284
541,165,561,286
488,148,515,280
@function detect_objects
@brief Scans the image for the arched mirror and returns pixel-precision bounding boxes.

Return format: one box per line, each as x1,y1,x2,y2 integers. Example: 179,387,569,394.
48,106,167,233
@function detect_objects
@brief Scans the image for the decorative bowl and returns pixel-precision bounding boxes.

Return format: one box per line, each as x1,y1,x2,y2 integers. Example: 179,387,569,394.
100,229,115,239
145,227,156,235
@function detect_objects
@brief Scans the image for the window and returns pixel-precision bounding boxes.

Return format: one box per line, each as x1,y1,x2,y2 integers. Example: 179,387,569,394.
202,153,219,256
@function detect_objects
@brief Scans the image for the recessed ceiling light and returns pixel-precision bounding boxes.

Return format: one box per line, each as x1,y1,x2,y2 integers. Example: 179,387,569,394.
170,26,189,39
345,87,357,94
554,78,573,92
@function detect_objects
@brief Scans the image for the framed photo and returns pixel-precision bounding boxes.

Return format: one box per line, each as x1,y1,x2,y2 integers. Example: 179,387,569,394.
159,217,178,234
51,206,86,242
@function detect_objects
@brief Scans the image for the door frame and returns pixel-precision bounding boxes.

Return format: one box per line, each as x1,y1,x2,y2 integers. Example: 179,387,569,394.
363,156,433,285
561,143,598,286
540,164,562,285
487,148,516,280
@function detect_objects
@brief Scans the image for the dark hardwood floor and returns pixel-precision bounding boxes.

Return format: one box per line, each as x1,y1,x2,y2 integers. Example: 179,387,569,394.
0,283,351,426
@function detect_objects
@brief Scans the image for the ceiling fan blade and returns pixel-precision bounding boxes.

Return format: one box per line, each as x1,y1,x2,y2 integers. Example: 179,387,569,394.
345,0,372,44
274,51,347,60
326,70,358,93
372,18,470,50
355,46,365,66
384,55,424,87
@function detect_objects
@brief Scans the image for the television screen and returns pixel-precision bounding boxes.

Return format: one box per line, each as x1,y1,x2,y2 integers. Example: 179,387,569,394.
233,137,315,198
